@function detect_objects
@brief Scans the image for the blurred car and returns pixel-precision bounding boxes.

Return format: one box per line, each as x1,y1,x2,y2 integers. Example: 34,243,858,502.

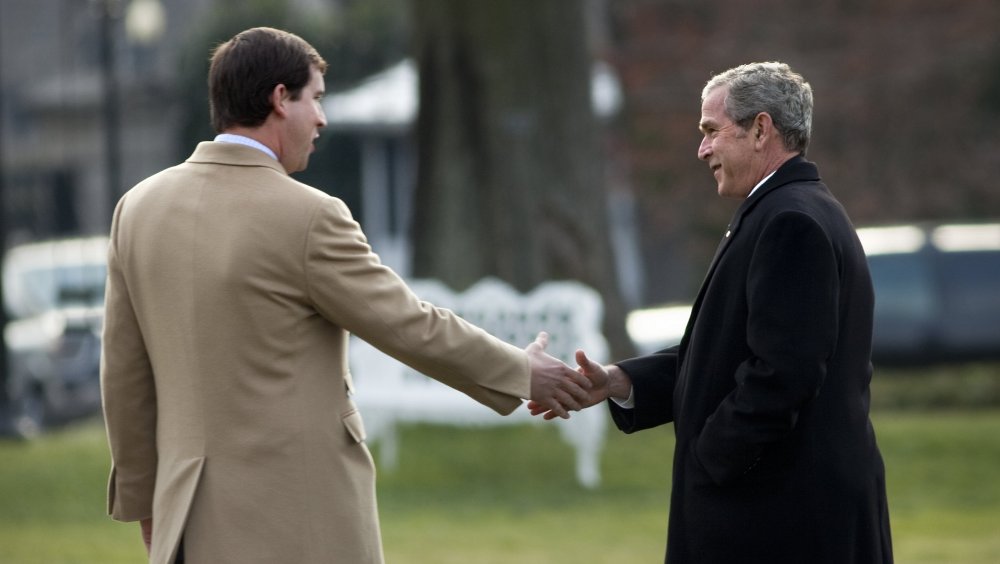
3,237,108,437
859,222,1000,365
627,221,1000,366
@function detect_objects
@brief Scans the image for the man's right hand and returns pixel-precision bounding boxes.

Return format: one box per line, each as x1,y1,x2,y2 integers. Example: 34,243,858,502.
528,349,632,420
525,332,592,419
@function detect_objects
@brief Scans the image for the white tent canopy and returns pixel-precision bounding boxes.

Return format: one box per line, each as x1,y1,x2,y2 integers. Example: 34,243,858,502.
323,58,623,133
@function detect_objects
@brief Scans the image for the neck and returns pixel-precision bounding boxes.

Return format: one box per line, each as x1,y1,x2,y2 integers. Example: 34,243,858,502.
758,152,797,181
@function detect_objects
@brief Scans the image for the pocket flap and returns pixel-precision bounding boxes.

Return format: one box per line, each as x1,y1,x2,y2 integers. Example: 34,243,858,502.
342,409,367,444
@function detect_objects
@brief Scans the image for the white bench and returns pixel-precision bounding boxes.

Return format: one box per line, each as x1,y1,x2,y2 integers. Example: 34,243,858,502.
348,277,609,488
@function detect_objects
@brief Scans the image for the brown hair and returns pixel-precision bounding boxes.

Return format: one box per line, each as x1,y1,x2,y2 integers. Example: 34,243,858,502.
208,27,327,133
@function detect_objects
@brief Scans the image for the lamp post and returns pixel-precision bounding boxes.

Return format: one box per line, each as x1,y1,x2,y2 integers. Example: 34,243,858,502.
98,0,122,227
98,0,165,227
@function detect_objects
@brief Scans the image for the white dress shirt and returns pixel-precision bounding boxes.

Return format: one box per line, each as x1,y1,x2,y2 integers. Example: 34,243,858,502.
214,133,278,161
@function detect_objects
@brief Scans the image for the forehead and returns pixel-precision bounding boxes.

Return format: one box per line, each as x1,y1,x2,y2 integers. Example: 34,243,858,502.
305,66,325,89
699,87,730,129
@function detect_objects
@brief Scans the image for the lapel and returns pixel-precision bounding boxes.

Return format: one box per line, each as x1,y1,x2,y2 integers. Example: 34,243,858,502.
676,155,820,356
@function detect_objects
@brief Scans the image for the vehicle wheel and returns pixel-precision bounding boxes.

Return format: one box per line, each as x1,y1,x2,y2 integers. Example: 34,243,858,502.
13,388,47,439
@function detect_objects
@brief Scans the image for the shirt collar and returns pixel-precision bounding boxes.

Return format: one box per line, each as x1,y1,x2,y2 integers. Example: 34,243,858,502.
747,170,777,198
214,133,278,161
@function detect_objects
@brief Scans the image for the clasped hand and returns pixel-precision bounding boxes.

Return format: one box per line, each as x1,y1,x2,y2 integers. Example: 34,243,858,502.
526,336,611,420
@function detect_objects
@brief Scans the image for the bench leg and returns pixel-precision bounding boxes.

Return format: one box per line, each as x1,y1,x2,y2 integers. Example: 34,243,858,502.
556,409,607,488
378,423,399,470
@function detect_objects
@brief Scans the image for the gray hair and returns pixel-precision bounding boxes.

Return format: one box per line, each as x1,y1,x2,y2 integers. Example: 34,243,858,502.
702,62,813,154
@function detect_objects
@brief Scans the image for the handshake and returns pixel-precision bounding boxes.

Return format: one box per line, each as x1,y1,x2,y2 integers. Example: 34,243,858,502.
522,332,632,420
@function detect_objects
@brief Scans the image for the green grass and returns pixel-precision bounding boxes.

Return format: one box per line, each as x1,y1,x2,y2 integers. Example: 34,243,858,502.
374,422,673,563
872,363,1000,410
2,407,1000,563
876,411,1000,563
0,420,144,563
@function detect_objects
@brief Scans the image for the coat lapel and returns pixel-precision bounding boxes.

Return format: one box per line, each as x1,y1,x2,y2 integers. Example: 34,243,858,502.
677,155,819,357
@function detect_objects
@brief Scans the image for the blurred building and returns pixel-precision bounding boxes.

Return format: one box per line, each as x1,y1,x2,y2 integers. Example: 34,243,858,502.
0,0,217,243
0,0,643,306
8,0,995,309
0,0,340,431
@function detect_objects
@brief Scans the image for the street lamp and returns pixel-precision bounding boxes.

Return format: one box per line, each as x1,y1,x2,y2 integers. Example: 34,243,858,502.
125,0,166,46
98,0,165,226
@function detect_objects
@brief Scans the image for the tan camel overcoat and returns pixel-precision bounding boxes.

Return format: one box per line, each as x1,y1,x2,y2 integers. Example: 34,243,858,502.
101,142,531,563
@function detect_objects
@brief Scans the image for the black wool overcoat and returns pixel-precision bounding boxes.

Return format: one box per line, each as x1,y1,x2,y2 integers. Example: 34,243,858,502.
611,156,893,564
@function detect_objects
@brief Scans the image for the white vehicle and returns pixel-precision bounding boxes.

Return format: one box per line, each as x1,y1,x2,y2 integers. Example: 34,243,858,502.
3,237,108,437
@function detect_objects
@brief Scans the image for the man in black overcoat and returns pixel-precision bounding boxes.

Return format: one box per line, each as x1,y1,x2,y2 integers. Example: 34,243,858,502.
532,62,893,563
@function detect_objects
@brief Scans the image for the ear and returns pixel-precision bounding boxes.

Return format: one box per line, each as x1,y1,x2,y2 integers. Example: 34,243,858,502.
753,112,773,148
270,83,290,118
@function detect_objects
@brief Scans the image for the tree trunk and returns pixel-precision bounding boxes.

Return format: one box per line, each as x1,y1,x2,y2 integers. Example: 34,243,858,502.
410,0,633,358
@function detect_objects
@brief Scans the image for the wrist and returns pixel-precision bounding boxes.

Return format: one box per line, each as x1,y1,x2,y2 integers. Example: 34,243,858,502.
606,365,632,400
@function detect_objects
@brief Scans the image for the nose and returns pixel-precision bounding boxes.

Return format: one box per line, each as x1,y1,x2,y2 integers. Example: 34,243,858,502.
316,103,327,128
698,136,711,161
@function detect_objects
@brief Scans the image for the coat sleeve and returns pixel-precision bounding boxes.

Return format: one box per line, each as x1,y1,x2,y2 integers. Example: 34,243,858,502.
302,198,530,414
608,345,679,433
694,211,840,485
100,197,158,522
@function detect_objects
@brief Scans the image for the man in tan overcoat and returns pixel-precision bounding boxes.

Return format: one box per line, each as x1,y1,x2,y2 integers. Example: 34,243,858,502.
100,27,591,564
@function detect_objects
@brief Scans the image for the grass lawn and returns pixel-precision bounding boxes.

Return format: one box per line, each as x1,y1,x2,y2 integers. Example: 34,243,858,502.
1,408,999,563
